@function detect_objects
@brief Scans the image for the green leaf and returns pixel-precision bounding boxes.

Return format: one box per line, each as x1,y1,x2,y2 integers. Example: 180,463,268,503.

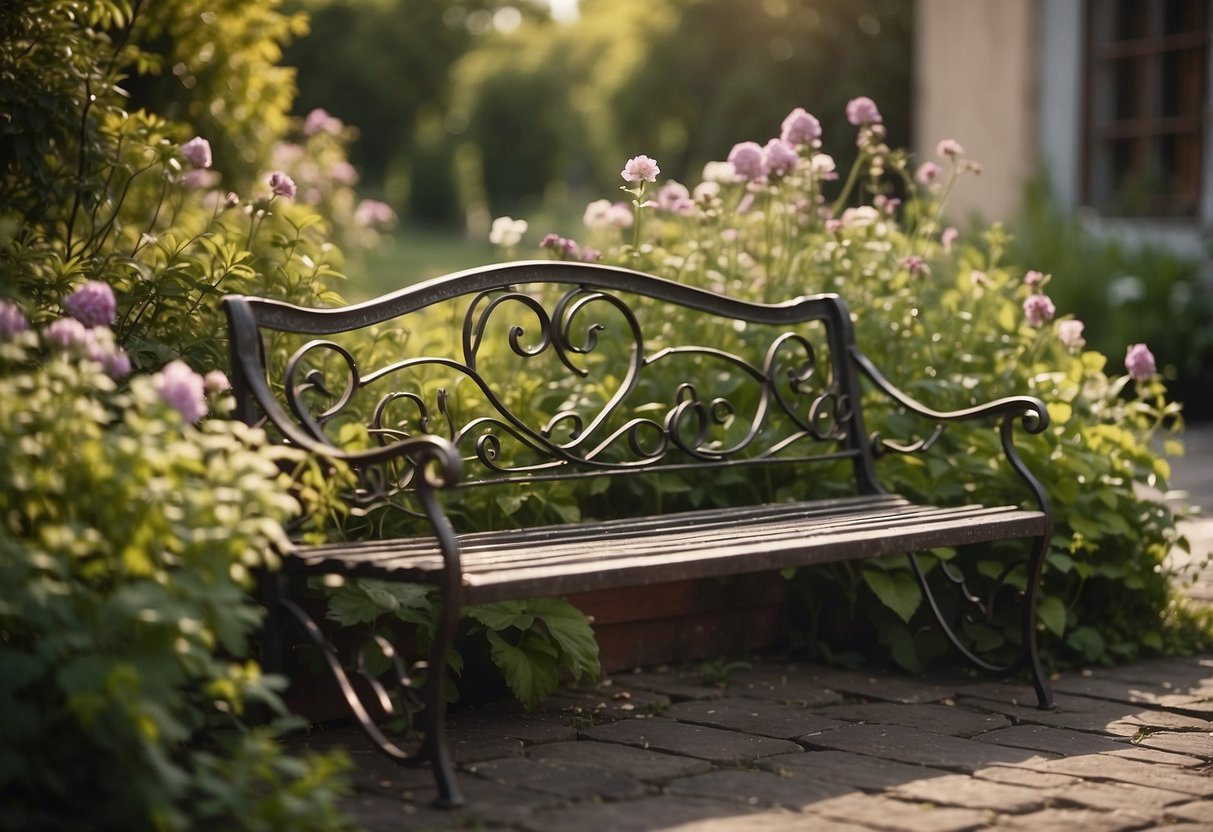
1066,627,1106,662
1036,595,1067,637
529,598,599,682
486,630,559,710
467,601,532,632
861,567,922,623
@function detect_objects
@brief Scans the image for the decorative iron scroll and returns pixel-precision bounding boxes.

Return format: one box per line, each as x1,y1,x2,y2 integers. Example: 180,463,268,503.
276,285,853,502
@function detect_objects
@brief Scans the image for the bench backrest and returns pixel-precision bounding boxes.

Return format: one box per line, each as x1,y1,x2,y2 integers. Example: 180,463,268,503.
222,260,884,525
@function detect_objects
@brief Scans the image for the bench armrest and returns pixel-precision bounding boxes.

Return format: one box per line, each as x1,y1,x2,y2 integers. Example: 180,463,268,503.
850,348,1049,434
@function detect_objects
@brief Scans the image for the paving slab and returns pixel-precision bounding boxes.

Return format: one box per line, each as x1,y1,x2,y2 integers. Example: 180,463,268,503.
1135,729,1213,758
526,739,712,780
799,723,1058,772
756,749,953,791
578,716,804,763
812,701,1012,737
987,807,1150,831
617,667,730,701
1048,778,1193,812
1052,674,1213,715
664,767,857,810
733,663,957,705
887,772,1045,813
973,723,1206,766
956,688,1212,737
544,677,672,719
667,696,848,739
1025,753,1213,796
970,764,1081,789
806,792,993,832
1166,798,1213,824
518,795,765,832
464,755,647,801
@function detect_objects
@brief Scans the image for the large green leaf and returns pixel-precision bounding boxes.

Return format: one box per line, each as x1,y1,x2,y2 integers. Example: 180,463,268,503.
1035,595,1068,637
861,567,922,624
486,630,559,711
529,598,600,682
467,601,533,632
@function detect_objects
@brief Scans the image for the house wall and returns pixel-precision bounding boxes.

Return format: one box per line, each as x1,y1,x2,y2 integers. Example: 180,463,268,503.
913,0,1041,222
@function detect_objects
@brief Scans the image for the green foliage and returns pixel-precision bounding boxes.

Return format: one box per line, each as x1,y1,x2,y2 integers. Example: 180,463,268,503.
0,337,351,831
467,599,599,709
500,101,1213,672
1008,177,1213,417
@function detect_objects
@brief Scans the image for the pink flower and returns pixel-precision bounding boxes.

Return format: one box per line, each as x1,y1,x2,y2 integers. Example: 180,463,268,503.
328,160,358,185
43,317,89,349
1125,343,1156,381
846,96,882,126
727,141,768,181
156,360,207,423
104,349,132,379
970,270,989,287
915,161,941,185
1057,320,1086,352
579,247,602,262
1024,269,1046,287
825,219,843,233
181,169,220,190
780,107,822,145
656,181,695,215
354,199,395,228
180,136,212,169
763,138,799,176
941,226,958,252
936,139,965,158
268,171,296,199
303,108,343,136
65,281,117,327
621,155,660,183
900,255,930,277
1023,294,1056,327
204,369,231,394
0,300,28,338
540,233,583,260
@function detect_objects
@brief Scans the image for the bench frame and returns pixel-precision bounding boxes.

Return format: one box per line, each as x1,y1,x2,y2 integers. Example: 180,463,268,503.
223,260,1054,808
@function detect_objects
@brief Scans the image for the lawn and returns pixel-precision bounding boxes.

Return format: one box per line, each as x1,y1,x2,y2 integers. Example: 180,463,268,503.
346,224,499,300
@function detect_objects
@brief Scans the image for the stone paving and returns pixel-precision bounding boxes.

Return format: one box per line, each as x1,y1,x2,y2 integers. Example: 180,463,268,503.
295,424,1213,831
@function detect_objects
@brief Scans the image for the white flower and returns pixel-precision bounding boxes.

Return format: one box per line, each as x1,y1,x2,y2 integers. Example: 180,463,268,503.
489,216,528,247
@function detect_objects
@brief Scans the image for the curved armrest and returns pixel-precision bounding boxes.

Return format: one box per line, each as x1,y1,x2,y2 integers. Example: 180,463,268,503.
851,348,1050,435
291,429,465,490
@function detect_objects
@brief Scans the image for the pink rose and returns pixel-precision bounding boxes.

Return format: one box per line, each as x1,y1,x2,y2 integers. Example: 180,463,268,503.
1125,343,1156,381
727,141,768,181
156,360,208,423
780,107,822,145
180,136,212,169
1023,294,1056,327
621,155,660,183
268,171,296,199
846,96,882,126
65,281,117,327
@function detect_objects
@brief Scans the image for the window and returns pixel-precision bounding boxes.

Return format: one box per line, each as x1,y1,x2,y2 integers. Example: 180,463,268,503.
1083,0,1209,217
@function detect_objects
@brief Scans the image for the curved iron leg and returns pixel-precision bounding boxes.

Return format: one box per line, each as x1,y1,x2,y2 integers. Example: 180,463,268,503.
422,586,464,808
1021,534,1054,709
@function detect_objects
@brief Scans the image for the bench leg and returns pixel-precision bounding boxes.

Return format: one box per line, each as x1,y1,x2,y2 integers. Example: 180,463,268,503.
273,596,466,806
909,535,1055,710
420,585,464,808
1021,535,1054,710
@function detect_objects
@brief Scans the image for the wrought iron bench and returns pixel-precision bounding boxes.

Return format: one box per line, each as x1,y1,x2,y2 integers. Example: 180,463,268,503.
222,259,1054,807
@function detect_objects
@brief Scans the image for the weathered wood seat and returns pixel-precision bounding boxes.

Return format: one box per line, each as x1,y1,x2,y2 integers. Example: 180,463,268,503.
222,260,1054,808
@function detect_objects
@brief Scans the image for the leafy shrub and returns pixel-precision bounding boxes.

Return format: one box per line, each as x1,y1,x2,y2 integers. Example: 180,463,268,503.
0,320,351,831
494,105,1213,672
1008,178,1213,419
1,2,361,827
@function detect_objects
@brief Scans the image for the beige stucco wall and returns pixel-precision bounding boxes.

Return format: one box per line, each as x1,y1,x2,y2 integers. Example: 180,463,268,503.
914,0,1040,223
